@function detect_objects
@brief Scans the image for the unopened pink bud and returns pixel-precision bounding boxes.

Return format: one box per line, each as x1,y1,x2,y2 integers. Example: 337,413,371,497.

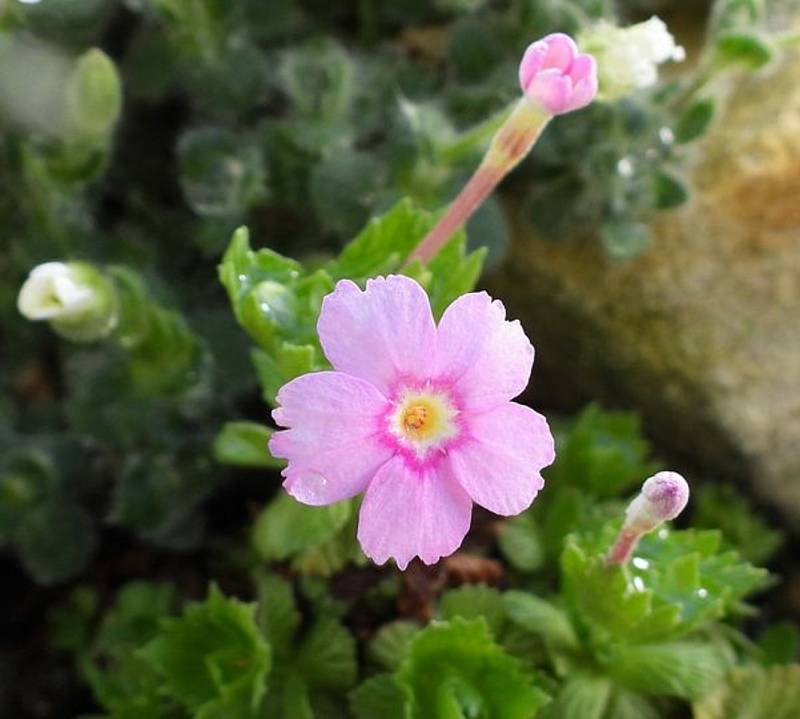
608,471,689,566
518,33,598,115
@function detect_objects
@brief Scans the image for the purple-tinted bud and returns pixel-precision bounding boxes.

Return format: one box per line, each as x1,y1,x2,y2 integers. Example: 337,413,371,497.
625,471,690,532
607,471,690,565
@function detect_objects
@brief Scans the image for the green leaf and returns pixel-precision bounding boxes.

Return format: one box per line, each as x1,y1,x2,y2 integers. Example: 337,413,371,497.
329,198,432,280
757,622,799,666
563,526,772,643
368,621,422,671
439,585,507,637
561,537,679,643
254,571,300,661
715,33,773,69
291,515,366,577
252,492,351,561
605,642,731,699
295,619,358,691
251,343,318,406
142,585,271,717
502,592,579,651
212,421,283,468
0,450,59,538
178,127,266,218
397,618,549,719
350,674,409,719
693,665,800,719
64,48,122,138
83,582,177,717
424,231,486,318
498,513,545,572
653,170,689,210
280,37,355,121
692,484,783,564
674,99,715,144
218,226,304,349
600,219,650,261
310,149,388,238
605,689,660,719
548,405,660,499
16,502,96,585
540,675,611,719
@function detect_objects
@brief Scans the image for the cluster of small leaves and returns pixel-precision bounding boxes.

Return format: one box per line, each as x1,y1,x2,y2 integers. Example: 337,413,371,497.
55,399,799,718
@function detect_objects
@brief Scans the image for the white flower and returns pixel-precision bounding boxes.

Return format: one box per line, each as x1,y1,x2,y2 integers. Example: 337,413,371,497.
579,16,685,100
17,262,96,320
17,261,117,342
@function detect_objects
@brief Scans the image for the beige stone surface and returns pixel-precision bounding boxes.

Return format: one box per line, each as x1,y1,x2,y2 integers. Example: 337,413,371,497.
486,48,800,517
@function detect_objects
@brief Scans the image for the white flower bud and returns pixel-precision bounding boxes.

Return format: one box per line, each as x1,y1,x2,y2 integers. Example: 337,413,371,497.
18,262,95,320
17,261,117,342
579,16,685,101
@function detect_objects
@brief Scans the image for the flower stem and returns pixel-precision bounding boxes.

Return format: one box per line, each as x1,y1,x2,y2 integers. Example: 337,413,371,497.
408,99,550,264
606,527,642,566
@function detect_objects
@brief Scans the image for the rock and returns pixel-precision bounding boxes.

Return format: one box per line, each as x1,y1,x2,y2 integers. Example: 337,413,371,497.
485,46,800,519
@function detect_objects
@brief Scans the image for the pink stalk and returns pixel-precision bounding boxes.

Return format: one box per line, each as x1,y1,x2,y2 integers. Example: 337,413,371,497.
407,32,598,265
408,100,550,265
606,528,643,566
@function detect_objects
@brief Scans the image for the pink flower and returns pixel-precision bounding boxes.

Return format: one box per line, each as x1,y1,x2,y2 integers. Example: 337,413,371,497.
518,33,598,115
269,275,555,570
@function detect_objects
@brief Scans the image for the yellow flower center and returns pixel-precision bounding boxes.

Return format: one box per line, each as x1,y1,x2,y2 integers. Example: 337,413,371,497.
390,388,458,456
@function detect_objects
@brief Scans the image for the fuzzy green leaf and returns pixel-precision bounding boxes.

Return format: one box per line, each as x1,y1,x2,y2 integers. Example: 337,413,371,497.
439,585,506,637
295,619,358,691
83,582,177,718
548,405,660,499
142,585,271,717
540,675,611,719
350,674,409,719
498,513,546,572
653,170,689,210
252,492,352,561
600,219,650,261
604,642,731,699
397,618,549,719
715,33,773,69
693,665,800,719
424,232,486,318
692,484,783,564
254,571,300,661
674,99,715,144
329,198,433,280
212,421,283,468
502,592,579,651
369,621,422,671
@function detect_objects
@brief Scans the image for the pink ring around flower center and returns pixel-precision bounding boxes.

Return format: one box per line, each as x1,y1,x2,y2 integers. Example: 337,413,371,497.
377,377,467,470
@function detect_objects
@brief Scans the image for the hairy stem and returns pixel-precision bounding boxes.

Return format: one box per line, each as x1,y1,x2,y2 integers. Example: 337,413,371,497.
409,99,550,264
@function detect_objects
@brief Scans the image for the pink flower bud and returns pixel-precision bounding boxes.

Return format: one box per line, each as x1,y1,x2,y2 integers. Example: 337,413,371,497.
608,471,690,566
638,471,690,523
518,33,598,115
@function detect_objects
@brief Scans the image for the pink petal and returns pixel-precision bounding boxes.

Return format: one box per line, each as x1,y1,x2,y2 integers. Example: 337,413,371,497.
434,291,533,411
448,402,555,516
518,41,547,92
269,371,393,505
528,72,573,115
317,276,437,395
568,53,596,83
357,455,472,570
541,33,578,71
